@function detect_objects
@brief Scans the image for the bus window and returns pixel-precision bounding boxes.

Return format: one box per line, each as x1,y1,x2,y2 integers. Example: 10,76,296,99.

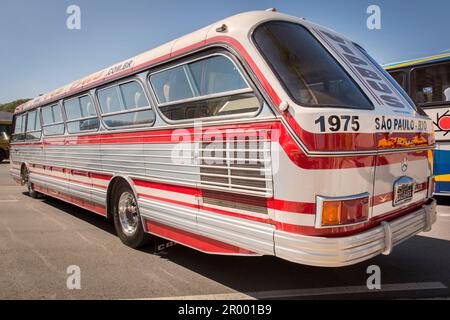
149,54,260,121
253,21,373,110
150,65,194,103
63,95,99,133
25,110,42,140
41,104,65,136
389,70,408,93
12,114,26,142
97,81,155,128
411,62,450,105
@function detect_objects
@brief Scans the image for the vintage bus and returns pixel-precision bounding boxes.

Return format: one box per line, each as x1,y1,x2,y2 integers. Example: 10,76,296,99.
385,54,450,196
10,10,437,267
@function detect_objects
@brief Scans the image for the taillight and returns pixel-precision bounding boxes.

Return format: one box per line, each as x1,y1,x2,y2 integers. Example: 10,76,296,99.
316,193,370,228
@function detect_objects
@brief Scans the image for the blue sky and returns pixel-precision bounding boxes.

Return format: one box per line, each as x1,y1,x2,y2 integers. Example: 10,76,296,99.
0,0,448,103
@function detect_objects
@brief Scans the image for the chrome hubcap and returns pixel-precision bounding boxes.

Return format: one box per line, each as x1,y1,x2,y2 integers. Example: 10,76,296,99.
118,192,139,236
23,170,31,191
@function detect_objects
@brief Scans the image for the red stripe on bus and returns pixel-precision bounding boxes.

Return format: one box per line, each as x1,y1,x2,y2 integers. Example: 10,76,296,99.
133,178,199,196
31,170,108,190
138,192,273,224
144,219,256,255
371,182,428,206
276,199,427,237
268,198,316,214
33,184,107,216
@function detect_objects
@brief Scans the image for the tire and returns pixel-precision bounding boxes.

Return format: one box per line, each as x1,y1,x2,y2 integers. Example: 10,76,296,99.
0,150,5,163
22,166,39,199
112,181,150,249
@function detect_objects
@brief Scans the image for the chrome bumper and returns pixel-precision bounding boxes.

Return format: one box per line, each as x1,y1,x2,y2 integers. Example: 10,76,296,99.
274,200,437,267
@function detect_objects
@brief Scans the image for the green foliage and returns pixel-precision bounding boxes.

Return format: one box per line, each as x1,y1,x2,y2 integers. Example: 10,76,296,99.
0,99,31,113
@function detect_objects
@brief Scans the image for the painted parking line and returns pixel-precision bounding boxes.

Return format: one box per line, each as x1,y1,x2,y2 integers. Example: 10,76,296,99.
144,282,447,300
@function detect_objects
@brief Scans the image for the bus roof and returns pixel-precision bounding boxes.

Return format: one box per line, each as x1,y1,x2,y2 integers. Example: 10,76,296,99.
384,53,450,71
15,9,330,115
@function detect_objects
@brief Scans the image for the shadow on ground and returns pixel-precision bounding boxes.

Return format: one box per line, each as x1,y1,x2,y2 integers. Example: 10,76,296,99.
20,192,450,299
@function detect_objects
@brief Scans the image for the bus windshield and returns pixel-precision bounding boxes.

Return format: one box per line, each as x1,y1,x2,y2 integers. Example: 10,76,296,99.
253,21,373,110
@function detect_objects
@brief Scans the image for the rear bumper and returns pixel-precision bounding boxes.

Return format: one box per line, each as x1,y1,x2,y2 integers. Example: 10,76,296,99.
274,199,437,267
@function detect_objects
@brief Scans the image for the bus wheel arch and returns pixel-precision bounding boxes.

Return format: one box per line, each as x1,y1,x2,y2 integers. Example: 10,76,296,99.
106,175,138,219
106,175,151,248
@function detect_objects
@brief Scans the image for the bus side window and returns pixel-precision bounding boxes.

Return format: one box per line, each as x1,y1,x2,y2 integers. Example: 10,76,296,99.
148,54,261,121
97,80,155,128
411,62,450,105
25,110,42,141
41,104,65,136
12,114,26,142
63,94,99,134
389,71,408,93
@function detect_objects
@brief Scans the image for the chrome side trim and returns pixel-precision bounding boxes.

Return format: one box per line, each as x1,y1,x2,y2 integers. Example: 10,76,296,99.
138,197,198,234
138,195,275,255
197,209,275,255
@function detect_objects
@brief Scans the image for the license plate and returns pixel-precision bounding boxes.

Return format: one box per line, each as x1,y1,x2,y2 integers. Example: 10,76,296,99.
393,176,415,206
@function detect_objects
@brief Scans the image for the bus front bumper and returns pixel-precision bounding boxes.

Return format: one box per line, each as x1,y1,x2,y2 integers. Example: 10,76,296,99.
274,199,437,267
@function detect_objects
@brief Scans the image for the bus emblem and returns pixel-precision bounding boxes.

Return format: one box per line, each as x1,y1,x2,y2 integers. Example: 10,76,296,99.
401,158,408,173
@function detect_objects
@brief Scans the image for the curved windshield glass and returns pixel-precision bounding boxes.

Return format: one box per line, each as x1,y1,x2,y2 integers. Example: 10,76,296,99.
253,21,373,109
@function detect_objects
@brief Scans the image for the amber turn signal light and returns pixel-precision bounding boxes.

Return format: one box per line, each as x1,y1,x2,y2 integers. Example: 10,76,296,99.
317,193,370,228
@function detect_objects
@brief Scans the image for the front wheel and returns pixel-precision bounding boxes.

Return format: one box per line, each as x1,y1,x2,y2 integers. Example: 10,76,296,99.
112,182,150,249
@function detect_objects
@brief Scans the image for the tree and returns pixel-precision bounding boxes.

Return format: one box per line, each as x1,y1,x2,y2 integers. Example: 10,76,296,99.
0,99,31,113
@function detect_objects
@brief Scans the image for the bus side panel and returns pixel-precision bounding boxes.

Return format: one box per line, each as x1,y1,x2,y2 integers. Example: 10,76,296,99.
434,143,450,194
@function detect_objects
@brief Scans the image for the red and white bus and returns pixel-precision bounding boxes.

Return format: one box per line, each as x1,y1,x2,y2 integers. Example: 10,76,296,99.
10,10,437,267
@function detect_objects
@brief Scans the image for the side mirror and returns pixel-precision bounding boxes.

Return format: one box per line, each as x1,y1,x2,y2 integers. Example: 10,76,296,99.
0,132,9,141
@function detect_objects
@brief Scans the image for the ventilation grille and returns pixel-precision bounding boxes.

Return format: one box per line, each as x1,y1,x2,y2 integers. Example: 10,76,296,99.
199,129,272,198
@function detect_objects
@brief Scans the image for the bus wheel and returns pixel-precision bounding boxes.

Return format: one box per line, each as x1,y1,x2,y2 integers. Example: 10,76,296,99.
112,181,150,249
22,166,38,199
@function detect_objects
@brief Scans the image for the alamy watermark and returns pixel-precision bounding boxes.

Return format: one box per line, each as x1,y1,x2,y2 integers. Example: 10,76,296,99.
66,265,81,290
66,5,81,30
367,5,381,30
366,265,381,290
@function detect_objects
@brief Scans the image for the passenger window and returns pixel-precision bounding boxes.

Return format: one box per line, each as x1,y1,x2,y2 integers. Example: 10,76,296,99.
411,62,450,105
103,110,155,128
120,81,148,109
150,66,194,103
97,81,154,128
189,55,248,96
12,114,26,142
149,54,260,121
63,95,99,133
98,87,122,114
25,110,42,140
41,104,65,136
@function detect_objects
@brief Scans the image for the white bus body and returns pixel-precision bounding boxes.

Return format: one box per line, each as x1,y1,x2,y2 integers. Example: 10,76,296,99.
10,11,436,267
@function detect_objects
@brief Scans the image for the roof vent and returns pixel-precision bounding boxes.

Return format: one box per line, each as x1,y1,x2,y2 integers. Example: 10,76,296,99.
216,24,228,33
